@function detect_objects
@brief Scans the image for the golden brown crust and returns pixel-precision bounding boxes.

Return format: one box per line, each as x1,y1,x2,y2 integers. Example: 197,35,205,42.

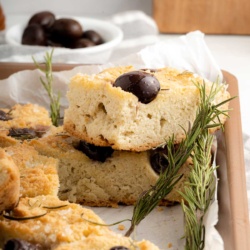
4,144,59,198
0,195,159,250
0,103,52,129
0,103,52,148
53,234,160,250
0,148,20,212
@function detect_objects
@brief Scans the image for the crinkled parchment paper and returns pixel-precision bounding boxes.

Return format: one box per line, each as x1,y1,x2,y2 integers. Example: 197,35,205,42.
0,31,224,250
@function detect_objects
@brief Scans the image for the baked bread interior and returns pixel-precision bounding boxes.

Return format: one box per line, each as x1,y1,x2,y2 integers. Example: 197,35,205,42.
28,127,192,207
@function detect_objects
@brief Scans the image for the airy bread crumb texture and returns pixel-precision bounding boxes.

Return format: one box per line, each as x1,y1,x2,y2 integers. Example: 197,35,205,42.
28,128,192,207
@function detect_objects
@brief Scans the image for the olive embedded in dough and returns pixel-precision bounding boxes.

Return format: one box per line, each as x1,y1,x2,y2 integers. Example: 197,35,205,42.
113,71,161,104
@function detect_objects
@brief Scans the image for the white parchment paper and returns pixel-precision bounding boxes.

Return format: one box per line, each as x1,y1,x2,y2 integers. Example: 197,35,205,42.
0,30,224,250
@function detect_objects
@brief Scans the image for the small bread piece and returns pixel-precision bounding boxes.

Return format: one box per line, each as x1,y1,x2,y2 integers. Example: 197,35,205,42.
64,66,230,151
0,195,160,250
0,103,52,147
4,144,59,198
0,148,20,212
0,103,52,129
28,128,191,207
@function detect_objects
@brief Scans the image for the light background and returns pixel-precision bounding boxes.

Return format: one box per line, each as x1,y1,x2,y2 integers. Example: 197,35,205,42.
1,0,152,17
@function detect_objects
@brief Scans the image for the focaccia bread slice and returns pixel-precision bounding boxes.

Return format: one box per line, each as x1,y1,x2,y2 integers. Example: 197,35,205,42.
4,144,59,198
0,195,160,250
64,66,230,151
0,148,20,213
0,103,52,147
28,128,191,207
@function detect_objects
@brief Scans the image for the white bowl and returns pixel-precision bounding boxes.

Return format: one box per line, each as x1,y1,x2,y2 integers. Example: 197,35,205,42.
5,16,123,63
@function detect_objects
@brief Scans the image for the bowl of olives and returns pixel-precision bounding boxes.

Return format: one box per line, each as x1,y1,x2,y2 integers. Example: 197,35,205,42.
5,11,123,63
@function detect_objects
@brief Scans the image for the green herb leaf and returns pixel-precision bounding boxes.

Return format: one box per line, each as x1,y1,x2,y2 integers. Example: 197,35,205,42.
180,132,216,250
32,49,61,126
125,81,231,237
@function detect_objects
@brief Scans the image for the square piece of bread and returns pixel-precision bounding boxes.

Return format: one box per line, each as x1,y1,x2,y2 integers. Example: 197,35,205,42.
28,128,192,207
64,66,230,151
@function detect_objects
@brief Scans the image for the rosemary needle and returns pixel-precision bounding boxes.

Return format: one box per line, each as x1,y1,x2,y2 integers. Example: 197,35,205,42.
32,49,61,127
180,132,215,250
125,81,232,237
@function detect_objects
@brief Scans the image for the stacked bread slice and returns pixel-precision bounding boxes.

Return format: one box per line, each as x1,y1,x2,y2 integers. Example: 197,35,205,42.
64,66,229,151
28,126,192,206
59,65,230,206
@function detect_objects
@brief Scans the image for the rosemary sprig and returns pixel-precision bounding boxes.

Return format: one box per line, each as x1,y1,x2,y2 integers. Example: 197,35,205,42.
180,132,215,250
32,49,61,126
3,211,47,221
125,81,232,237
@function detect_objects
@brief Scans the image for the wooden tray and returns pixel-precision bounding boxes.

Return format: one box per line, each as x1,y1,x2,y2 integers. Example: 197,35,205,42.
0,62,79,80
0,64,249,249
153,0,250,34
216,71,250,250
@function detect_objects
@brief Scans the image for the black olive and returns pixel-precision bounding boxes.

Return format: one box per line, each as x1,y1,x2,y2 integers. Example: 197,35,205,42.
82,30,104,45
3,239,42,250
150,147,169,175
109,247,130,250
50,18,83,42
113,71,160,104
70,38,95,49
0,110,12,121
8,128,37,140
28,11,55,30
22,23,47,46
150,144,180,174
76,140,114,162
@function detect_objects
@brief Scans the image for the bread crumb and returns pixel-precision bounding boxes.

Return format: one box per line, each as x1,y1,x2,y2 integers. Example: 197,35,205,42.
118,224,125,231
157,206,164,212
167,242,173,248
